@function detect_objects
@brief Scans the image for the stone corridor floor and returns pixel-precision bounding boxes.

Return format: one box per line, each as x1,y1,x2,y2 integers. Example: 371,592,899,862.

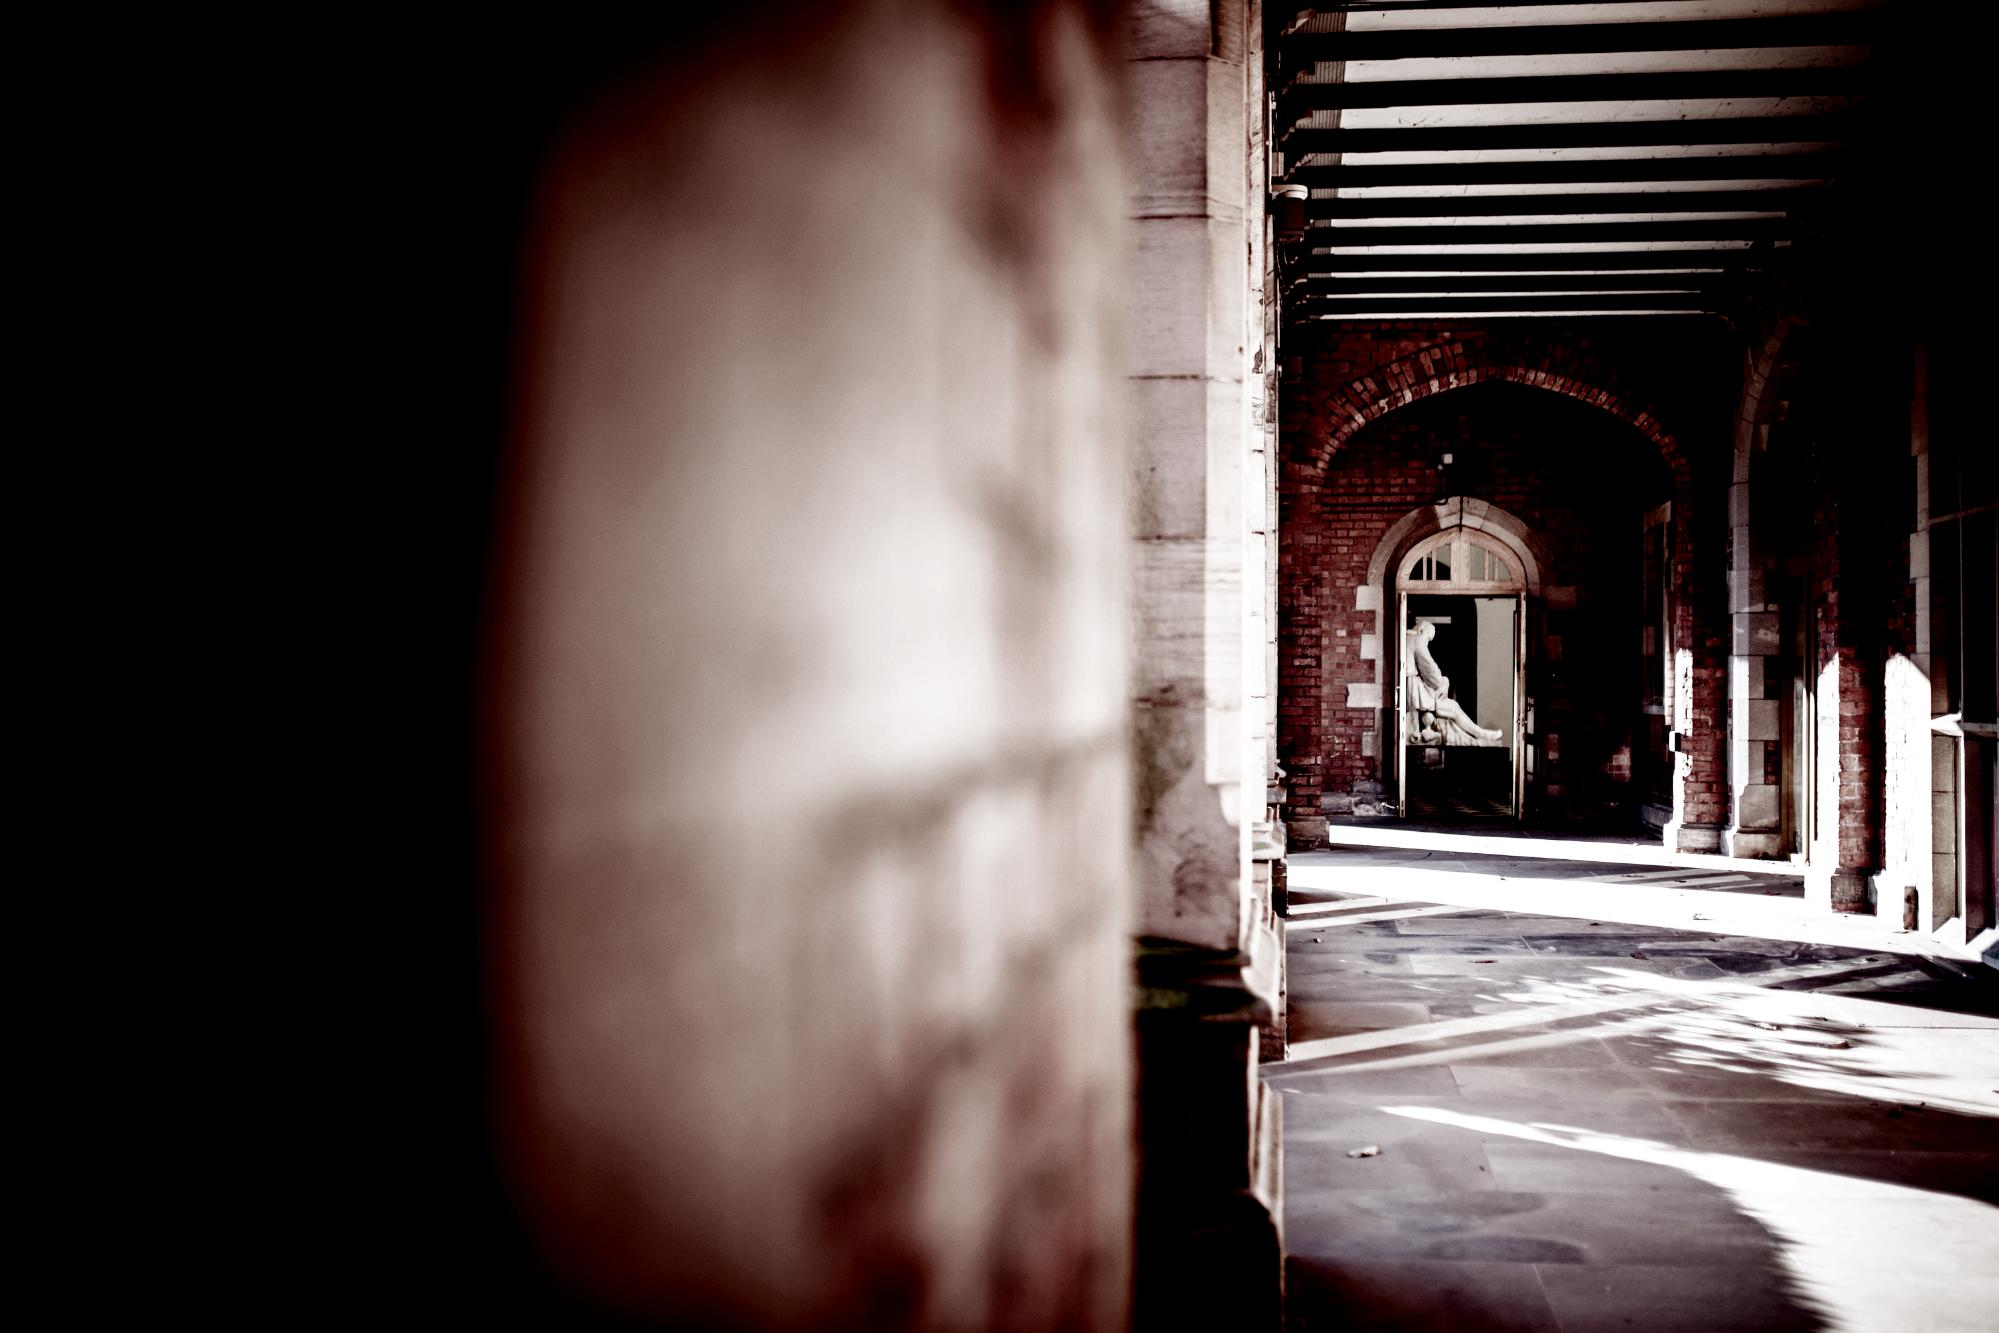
1270,844,1999,1333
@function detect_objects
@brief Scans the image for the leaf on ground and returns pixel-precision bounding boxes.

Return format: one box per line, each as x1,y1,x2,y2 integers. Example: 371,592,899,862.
1630,952,1648,959
1346,1145,1381,1158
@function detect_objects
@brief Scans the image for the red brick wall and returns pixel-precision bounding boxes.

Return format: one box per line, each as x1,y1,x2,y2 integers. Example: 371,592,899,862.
1678,485,1730,834
1805,439,1909,878
1279,321,1734,841
1291,385,1671,820
1780,314,1920,905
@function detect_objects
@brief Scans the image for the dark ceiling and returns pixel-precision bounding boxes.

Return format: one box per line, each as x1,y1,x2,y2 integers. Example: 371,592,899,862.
1272,1,1911,325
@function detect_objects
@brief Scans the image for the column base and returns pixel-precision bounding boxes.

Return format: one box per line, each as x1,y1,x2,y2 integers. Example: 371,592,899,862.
1284,813,1328,848
1662,819,1723,854
1721,825,1788,859
1134,938,1285,1330
1805,865,1874,914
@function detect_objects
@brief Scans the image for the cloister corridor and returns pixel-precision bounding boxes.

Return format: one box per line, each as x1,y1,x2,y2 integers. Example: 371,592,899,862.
1270,838,1999,1333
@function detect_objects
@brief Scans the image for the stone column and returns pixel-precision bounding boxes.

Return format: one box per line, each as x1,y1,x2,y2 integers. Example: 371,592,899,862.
1807,467,1887,914
1276,469,1330,846
1665,476,1730,854
1883,341,1941,928
1724,381,1785,857
1127,2,1283,1326
487,5,1137,1322
1128,0,1251,952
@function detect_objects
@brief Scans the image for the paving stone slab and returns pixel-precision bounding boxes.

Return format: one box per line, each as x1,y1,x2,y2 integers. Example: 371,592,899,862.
1285,1132,1498,1196
1534,1262,1821,1333
1480,1141,1720,1195
1276,844,1999,1332
1293,1001,1437,1029
1285,1188,1779,1268
1733,1148,1999,1204
1265,1066,1464,1098
1408,955,1721,979
1445,1064,1654,1101
1276,1092,1691,1147
1287,1257,1561,1332
1659,1097,1999,1152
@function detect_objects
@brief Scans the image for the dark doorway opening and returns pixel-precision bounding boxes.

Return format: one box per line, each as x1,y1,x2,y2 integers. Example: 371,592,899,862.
1404,592,1517,821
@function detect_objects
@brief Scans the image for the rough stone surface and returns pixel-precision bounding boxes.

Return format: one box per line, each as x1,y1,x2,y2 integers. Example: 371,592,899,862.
488,7,1133,1324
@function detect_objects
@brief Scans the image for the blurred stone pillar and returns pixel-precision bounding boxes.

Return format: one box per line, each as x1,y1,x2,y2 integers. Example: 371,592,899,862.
488,4,1138,1325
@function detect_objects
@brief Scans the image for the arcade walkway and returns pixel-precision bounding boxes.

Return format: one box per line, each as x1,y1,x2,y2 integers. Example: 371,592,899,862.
1271,844,1999,1332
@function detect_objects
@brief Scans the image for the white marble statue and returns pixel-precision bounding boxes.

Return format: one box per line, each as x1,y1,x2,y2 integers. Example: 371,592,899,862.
1404,621,1504,747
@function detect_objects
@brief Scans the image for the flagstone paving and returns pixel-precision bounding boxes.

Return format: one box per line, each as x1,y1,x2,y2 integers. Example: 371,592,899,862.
1269,846,1999,1332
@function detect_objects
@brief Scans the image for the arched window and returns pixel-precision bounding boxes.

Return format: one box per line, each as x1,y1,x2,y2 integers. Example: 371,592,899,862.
1397,528,1525,593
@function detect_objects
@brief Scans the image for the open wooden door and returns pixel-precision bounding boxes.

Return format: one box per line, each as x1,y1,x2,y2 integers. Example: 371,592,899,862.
1513,591,1527,819
1396,589,1409,816
1395,527,1527,822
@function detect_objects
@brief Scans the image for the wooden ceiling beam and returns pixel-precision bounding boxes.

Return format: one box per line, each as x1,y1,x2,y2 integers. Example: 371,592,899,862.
1304,188,1826,219
1291,293,1726,315
1278,66,1867,115
1284,14,1874,64
1279,113,1859,157
1293,273,1734,296
1297,218,1794,248
1284,151,1844,188
1295,248,1778,272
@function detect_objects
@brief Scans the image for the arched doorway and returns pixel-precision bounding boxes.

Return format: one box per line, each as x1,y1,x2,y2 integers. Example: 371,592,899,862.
1393,523,1528,821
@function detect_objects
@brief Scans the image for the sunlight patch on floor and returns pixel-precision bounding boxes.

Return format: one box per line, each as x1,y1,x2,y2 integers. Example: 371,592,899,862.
1382,1106,1999,1333
1278,956,1999,1115
1285,860,1983,962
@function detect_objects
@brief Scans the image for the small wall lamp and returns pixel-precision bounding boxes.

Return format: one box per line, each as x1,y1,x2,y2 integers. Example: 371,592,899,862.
1272,183,1309,244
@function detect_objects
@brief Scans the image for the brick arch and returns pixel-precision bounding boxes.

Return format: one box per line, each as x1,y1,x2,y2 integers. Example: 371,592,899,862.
1742,312,1810,433
1277,330,1727,852
1294,333,1691,486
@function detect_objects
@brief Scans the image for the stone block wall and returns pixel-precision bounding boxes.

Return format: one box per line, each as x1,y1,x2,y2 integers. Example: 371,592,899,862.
485,4,1136,1325
1125,4,1286,1325
1883,341,1947,928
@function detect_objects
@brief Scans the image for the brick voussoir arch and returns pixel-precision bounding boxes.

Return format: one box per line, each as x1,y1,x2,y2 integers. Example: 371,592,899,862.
1297,334,1690,482
1279,327,1725,850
